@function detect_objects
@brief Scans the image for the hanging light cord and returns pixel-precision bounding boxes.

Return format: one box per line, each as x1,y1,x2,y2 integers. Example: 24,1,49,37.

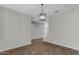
41,4,44,13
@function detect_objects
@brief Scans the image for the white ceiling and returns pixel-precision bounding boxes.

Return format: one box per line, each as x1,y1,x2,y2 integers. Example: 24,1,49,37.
0,4,78,19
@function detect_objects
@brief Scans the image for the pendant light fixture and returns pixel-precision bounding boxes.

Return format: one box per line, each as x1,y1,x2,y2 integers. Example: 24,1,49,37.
39,4,46,21
31,4,46,24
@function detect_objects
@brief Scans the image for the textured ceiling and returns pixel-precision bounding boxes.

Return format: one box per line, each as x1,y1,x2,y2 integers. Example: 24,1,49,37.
0,4,78,20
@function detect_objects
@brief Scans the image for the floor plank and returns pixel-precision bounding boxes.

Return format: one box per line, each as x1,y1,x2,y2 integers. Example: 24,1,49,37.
0,41,79,55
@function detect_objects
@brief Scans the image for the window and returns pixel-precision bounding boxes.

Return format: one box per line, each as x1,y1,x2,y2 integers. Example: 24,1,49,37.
43,22,49,38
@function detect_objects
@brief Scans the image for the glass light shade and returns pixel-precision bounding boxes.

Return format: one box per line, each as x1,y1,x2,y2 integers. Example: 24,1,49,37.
39,13,46,20
40,15,46,19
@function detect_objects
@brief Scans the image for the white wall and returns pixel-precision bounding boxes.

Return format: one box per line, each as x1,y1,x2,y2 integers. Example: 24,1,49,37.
45,9,79,50
0,7,31,52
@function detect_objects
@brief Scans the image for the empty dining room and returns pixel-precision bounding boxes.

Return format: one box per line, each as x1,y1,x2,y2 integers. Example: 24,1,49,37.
0,4,79,55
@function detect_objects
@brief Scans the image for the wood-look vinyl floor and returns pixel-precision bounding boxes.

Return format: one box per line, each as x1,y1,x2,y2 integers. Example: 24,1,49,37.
0,42,79,55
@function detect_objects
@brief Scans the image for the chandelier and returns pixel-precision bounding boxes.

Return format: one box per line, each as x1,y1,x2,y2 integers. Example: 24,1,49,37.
39,4,46,21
